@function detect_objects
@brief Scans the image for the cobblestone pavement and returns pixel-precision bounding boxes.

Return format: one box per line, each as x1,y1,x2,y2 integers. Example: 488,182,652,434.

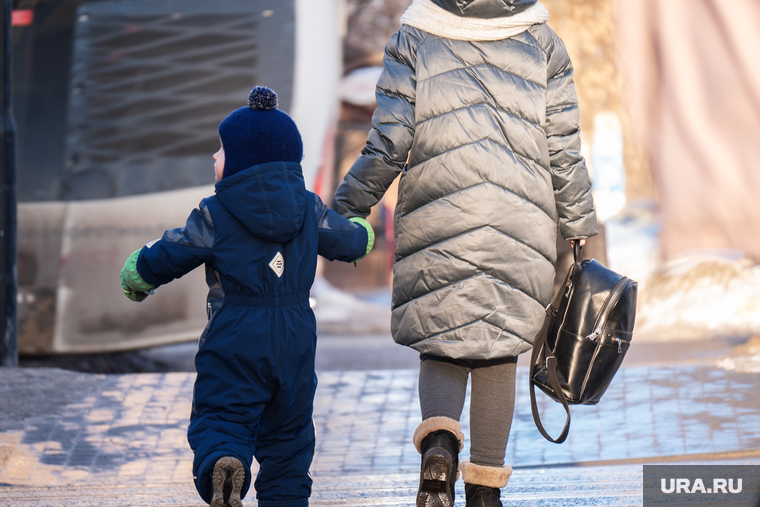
0,466,646,507
1,364,759,506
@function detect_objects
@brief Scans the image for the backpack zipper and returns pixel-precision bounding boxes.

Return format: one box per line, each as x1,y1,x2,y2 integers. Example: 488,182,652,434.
578,277,633,399
586,277,632,342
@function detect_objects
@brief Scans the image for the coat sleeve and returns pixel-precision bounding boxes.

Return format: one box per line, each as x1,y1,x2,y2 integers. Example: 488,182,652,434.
545,32,598,240
314,194,369,262
136,200,215,286
331,27,421,218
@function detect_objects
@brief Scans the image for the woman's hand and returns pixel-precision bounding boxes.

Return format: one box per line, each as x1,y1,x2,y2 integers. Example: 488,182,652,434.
569,239,586,247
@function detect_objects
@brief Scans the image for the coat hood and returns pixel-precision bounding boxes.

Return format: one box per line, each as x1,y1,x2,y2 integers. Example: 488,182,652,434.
214,161,306,244
431,0,537,18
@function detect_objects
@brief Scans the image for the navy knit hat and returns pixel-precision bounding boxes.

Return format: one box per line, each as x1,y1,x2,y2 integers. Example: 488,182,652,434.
218,87,303,178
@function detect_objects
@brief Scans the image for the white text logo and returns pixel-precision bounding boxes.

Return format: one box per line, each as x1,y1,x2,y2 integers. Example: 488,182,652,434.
661,478,742,494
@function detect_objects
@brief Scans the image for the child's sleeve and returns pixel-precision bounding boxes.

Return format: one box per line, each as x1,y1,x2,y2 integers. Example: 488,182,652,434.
331,27,421,218
135,199,216,287
314,194,374,262
545,33,598,240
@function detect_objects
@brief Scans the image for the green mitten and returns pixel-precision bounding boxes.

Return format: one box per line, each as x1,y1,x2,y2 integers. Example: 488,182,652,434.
349,217,375,261
120,248,156,302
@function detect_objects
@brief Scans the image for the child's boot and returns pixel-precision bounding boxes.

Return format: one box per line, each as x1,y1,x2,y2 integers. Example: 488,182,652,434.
210,456,246,507
413,417,464,507
460,462,512,507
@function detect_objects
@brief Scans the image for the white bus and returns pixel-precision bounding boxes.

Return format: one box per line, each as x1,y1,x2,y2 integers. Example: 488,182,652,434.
13,0,344,353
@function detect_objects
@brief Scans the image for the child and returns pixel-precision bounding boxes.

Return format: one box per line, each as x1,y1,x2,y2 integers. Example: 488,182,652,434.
120,87,374,507
331,1,597,506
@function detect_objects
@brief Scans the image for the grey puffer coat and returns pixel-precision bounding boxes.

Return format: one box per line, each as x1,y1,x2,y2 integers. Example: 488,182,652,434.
332,2,598,360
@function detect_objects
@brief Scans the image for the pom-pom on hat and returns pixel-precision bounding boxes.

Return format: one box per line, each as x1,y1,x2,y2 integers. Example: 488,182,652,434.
218,86,303,178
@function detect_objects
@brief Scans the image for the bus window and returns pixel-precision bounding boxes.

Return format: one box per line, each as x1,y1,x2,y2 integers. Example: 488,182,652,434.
13,0,295,202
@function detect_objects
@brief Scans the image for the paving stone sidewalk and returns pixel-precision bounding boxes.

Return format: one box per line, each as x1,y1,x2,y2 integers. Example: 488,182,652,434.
1,364,759,506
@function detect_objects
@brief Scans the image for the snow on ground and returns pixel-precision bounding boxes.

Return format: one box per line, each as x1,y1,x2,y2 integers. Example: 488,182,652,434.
604,201,760,345
716,336,760,373
635,256,760,342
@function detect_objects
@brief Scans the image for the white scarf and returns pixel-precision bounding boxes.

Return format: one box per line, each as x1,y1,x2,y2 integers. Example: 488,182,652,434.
400,0,550,41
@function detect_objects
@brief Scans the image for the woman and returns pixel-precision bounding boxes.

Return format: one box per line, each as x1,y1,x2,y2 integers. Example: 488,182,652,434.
332,1,597,505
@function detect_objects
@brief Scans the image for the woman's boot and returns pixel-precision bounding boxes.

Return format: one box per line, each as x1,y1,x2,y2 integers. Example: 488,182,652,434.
413,417,464,507
460,462,512,507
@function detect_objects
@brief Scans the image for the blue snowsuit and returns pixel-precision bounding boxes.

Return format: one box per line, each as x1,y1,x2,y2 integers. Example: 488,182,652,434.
135,162,369,507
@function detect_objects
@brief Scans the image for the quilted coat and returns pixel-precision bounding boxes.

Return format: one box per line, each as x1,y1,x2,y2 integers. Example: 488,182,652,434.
332,0,598,359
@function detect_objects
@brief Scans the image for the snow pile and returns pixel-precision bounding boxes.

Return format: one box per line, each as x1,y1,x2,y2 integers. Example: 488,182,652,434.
717,355,760,373
635,256,760,342
716,335,760,373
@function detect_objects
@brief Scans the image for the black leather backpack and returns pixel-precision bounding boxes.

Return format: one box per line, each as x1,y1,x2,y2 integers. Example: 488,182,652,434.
530,243,638,443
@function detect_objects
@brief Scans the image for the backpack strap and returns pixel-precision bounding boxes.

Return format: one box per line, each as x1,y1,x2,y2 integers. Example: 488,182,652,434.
529,307,572,444
529,246,582,444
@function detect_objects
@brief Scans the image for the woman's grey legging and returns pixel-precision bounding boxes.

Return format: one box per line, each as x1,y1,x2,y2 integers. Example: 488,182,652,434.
419,355,517,467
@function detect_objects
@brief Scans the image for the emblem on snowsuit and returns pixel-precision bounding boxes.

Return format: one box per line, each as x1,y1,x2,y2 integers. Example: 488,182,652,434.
269,251,284,277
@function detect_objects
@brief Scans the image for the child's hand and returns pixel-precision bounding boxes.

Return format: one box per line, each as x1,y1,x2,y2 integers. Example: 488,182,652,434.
120,249,156,302
570,239,586,247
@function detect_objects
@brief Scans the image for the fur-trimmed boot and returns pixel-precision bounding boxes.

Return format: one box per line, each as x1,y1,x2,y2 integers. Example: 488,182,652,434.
413,417,464,507
460,462,512,507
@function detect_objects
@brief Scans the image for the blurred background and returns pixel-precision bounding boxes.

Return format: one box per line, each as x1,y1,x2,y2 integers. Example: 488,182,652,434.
7,0,760,372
